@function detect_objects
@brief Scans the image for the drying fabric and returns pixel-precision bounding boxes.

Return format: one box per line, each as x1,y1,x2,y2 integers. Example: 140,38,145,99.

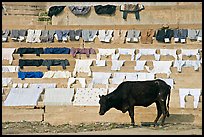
94,5,116,15
174,60,201,72
95,60,106,66
70,47,96,58
136,72,155,81
111,72,126,84
44,88,74,105
134,60,146,71
69,6,91,15
69,30,82,41
111,60,125,71
73,88,107,106
73,59,93,77
179,88,201,108
2,78,12,87
19,59,43,69
42,59,69,70
135,49,159,61
26,29,35,43
89,72,111,88
159,78,174,89
118,48,135,61
188,29,200,41
43,71,72,78
10,29,27,42
2,66,19,72
125,73,138,81
126,30,140,42
29,83,56,88
120,4,145,20
197,29,202,41
33,30,42,43
98,30,114,42
82,30,98,42
44,48,70,54
48,30,55,42
67,77,86,88
12,83,29,88
16,48,44,57
146,61,172,78
3,88,43,106
18,71,44,80
2,48,16,64
113,30,127,44
156,28,174,43
48,6,65,17
160,49,177,60
140,29,155,44
40,30,49,42
97,48,116,60
2,29,10,42
173,29,188,43
111,53,120,60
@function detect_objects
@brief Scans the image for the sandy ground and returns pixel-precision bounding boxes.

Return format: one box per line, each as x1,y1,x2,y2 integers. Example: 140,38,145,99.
2,121,202,135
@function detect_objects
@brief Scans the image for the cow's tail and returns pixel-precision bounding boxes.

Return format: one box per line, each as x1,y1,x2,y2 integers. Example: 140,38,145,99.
166,85,171,117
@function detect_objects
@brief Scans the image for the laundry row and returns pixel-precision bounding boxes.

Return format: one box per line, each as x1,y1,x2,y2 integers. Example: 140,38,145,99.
2,87,202,108
2,58,202,78
2,48,202,65
2,28,202,43
2,72,174,88
48,4,145,20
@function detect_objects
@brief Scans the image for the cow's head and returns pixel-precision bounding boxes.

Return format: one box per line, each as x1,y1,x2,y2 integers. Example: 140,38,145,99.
99,95,111,115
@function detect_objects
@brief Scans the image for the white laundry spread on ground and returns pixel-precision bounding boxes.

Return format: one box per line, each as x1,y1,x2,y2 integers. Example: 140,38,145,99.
111,60,125,71
118,48,135,61
29,83,57,88
67,77,86,88
2,48,16,64
159,49,177,60
43,88,74,105
73,88,107,106
95,60,106,66
42,71,72,78
179,49,199,60
89,72,111,88
173,59,201,72
135,49,160,61
98,30,114,42
12,83,29,88
146,61,172,78
134,60,147,71
97,49,116,60
3,88,43,106
73,59,93,77
2,66,20,72
2,78,13,87
179,88,201,108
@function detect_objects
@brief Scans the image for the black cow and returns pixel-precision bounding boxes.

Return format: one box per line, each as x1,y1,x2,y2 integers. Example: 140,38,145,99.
99,79,171,126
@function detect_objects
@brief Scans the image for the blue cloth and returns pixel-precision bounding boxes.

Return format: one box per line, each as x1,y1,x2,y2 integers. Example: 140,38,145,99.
44,48,70,54
18,72,44,80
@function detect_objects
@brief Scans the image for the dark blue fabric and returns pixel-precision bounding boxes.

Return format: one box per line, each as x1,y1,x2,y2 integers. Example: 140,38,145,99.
18,72,44,80
44,48,70,54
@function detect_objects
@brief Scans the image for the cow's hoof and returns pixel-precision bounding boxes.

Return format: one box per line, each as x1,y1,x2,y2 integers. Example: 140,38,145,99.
153,123,159,127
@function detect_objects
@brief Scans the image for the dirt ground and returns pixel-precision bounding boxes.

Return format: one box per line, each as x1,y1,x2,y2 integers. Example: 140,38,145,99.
2,121,202,135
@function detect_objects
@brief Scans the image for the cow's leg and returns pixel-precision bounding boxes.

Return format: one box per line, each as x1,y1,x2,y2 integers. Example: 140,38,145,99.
159,100,168,126
153,101,162,126
128,106,135,126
